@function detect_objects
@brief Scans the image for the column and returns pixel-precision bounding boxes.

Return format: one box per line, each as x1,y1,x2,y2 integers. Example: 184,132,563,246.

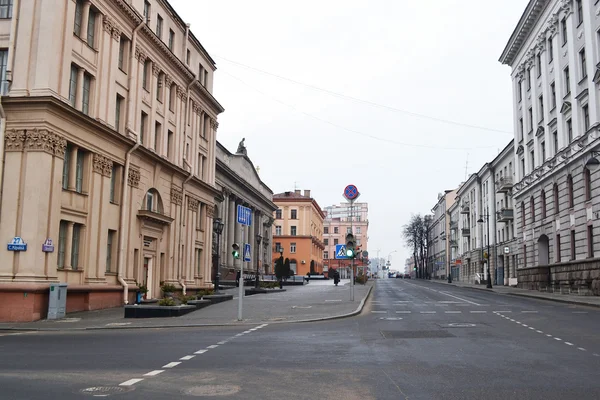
583,0,599,126
75,68,85,111
228,196,235,267
565,7,579,138
80,1,91,40
221,193,229,264
64,222,75,270
68,145,78,191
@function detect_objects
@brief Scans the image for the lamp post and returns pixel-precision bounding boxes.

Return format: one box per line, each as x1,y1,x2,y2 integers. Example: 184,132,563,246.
278,248,284,289
477,214,493,289
212,218,225,294
255,234,263,288
585,151,600,171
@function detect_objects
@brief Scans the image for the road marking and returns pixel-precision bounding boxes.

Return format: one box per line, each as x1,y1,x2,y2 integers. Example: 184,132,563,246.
593,354,600,357
120,379,144,386
528,327,535,330
180,355,195,360
564,342,574,346
162,362,181,368
396,311,411,314
243,330,252,334
143,370,164,377
371,311,387,314
536,330,543,333
438,291,481,306
546,334,552,337
194,350,208,354
572,311,588,314
326,299,342,302
420,311,436,314
493,311,512,313
445,311,462,314
522,324,529,327
554,337,562,341
522,311,538,313
578,347,586,351
207,344,219,349
470,311,487,314
217,341,228,345
235,333,244,336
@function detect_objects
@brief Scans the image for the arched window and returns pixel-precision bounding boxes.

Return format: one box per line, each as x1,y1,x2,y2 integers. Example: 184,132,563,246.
540,190,547,219
144,188,164,214
584,168,591,202
567,174,574,208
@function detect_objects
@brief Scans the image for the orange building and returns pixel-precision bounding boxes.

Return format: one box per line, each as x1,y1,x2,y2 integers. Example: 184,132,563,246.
272,190,325,276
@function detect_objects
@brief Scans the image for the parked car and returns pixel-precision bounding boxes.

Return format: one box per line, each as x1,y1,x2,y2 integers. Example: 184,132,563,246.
404,274,411,279
395,273,403,279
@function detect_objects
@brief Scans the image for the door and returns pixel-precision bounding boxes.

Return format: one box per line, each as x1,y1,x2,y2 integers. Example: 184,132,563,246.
144,257,153,298
496,256,504,286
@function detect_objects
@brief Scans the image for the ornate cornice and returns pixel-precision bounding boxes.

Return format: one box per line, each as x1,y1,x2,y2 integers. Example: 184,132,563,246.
127,168,140,188
135,45,147,63
152,63,162,77
547,13,559,37
560,0,572,15
165,75,173,88
188,197,199,212
93,153,113,177
210,119,219,130
170,186,183,205
103,15,114,34
5,128,67,158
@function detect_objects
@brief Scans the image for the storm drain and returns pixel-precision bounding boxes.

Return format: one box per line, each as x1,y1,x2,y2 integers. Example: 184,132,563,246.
380,330,455,339
80,386,134,396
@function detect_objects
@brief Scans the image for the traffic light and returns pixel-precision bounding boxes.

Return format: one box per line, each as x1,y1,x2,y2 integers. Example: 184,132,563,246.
232,243,240,259
345,233,355,258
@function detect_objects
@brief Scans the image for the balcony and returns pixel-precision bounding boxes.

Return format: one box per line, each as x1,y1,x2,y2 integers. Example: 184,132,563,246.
461,228,471,236
450,220,458,229
449,239,458,248
496,176,513,193
497,208,514,222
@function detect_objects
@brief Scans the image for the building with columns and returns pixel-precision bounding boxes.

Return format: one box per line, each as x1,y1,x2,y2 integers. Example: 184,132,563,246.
214,141,276,283
0,0,224,321
500,0,600,293
272,190,325,276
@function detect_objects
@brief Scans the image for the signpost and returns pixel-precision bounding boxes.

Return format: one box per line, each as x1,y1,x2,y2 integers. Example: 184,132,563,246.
335,244,349,259
7,237,27,252
343,185,360,302
237,204,252,321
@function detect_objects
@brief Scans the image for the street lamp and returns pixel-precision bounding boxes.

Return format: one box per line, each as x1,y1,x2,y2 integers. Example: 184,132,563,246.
212,218,225,294
255,234,263,288
278,247,284,289
477,215,493,289
585,151,600,171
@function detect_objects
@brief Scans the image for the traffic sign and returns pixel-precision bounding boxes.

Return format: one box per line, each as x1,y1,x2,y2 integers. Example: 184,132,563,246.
237,205,252,226
335,244,349,259
343,184,359,201
243,243,251,262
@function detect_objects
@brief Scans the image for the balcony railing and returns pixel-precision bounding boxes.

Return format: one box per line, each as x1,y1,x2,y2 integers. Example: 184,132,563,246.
449,239,458,248
496,176,513,193
461,228,471,236
497,208,514,222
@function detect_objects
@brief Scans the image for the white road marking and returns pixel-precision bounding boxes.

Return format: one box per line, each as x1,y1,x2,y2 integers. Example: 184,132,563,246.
420,311,436,314
578,347,586,351
180,355,195,360
235,333,244,336
326,299,342,302
572,311,588,314
470,311,487,313
143,370,165,377
438,291,481,306
119,379,144,386
445,311,462,314
528,327,535,330
396,311,411,314
522,324,529,327
522,311,538,313
493,311,512,313
593,354,600,357
546,334,553,337
162,362,181,368
371,311,387,314
207,344,219,349
243,330,252,334
217,341,228,345
194,350,208,354
564,342,574,346
554,337,562,341
536,330,544,334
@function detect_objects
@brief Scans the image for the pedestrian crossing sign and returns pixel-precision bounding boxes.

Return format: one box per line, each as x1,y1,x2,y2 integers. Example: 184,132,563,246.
243,243,251,262
335,244,349,259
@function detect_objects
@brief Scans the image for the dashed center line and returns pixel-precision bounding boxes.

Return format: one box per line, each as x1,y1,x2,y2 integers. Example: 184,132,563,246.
120,378,144,386
179,355,195,360
207,344,219,349
445,311,462,314
162,362,181,368
143,370,164,377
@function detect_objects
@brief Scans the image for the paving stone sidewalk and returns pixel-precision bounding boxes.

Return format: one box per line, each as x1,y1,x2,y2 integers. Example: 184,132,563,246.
425,279,600,308
0,280,373,331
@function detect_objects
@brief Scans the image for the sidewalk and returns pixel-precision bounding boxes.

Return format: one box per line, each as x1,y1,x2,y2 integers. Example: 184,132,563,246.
425,279,600,308
0,279,373,331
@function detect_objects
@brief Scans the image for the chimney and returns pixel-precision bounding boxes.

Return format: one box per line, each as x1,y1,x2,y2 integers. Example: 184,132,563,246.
304,190,311,198
295,190,301,195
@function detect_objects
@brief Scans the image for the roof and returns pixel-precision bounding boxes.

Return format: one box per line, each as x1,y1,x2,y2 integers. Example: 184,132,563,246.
273,191,326,219
499,0,551,66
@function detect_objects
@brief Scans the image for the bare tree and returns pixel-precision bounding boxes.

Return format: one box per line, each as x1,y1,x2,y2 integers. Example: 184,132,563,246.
403,214,433,279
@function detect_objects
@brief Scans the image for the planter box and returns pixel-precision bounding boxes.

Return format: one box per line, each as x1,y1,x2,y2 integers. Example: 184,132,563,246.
140,299,158,304
124,305,196,318
202,294,233,304
186,299,211,310
245,288,287,296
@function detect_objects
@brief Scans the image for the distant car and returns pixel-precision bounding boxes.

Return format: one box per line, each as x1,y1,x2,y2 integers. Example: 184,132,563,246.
404,274,411,279
395,273,402,279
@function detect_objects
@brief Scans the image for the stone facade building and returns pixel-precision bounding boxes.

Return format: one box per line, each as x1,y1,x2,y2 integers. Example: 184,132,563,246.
214,141,276,283
0,0,224,321
500,0,600,293
428,190,456,280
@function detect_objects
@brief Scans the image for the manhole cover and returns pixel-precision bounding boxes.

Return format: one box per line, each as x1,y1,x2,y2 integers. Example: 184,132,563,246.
183,385,241,396
80,386,133,396
447,323,476,328
380,330,454,339
380,317,403,321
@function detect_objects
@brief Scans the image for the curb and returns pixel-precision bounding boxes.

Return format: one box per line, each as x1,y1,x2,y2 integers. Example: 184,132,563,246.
0,285,374,332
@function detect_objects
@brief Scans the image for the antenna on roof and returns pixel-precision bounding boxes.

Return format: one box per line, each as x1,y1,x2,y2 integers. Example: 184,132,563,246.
464,153,469,181
294,181,298,190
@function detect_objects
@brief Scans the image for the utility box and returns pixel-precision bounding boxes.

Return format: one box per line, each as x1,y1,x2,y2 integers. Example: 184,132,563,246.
47,283,68,320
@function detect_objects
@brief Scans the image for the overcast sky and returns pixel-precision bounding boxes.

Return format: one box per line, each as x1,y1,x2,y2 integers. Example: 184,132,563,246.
170,0,528,267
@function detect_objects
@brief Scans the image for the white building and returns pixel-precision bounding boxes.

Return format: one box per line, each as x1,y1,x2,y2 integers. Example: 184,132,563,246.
428,190,456,279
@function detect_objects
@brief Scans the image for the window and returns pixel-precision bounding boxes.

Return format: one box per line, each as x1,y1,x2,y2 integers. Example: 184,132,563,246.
74,0,83,36
275,225,282,235
521,202,525,227
154,122,161,152
548,38,553,62
156,73,163,102
537,53,542,77
324,227,329,234
530,149,535,171
118,36,127,71
518,80,522,102
144,1,150,24
156,14,163,39
550,82,556,109
523,244,527,267
527,68,531,90
567,118,573,142
106,230,116,272
186,49,190,65
334,227,339,234
290,242,296,253
556,234,561,262
291,209,297,219
554,184,560,214
580,48,587,79
541,190,547,219
588,225,594,258
519,118,524,141
538,95,544,121
567,174,574,208
570,229,576,260
576,0,583,26
87,8,97,47
168,29,175,50
185,142,190,160
71,224,82,270
140,112,148,145
62,143,72,190
115,95,123,133
196,249,202,276
324,251,329,259
199,64,204,84
0,49,8,95
167,130,173,159
334,238,339,245
541,141,546,162
143,60,151,90
291,226,297,236
324,238,329,245
584,168,591,201
69,65,78,106
528,107,533,131
530,197,535,222
564,67,570,94
57,221,68,268
356,227,361,234
82,73,91,115
0,0,12,19
75,149,85,193
553,130,558,154
561,17,567,45
583,104,589,131
110,164,119,203
146,191,154,211
275,242,282,253
275,209,282,219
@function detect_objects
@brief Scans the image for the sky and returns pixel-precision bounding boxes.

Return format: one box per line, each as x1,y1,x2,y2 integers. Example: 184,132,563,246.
170,0,528,268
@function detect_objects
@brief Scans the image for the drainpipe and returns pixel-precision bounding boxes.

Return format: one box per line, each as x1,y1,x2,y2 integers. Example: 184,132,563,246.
0,99,6,222
5,0,20,84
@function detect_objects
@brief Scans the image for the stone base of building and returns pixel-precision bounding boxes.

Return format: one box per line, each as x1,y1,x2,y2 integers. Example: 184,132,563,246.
0,283,134,322
517,258,600,295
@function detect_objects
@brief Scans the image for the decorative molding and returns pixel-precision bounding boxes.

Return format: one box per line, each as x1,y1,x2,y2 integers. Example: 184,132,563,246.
560,0,572,15
207,205,216,218
135,45,147,63
152,63,161,77
170,186,183,205
536,126,545,137
102,15,115,34
93,153,113,177
547,13,559,37
112,26,121,41
560,101,571,114
188,197,199,212
165,75,173,88
127,168,140,188
176,86,187,101
535,34,546,53
210,119,219,130
517,144,525,155
192,101,200,115
5,128,67,158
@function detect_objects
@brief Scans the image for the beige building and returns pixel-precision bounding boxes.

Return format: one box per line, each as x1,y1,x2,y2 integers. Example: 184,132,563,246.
272,190,325,276
0,0,224,321
428,190,456,280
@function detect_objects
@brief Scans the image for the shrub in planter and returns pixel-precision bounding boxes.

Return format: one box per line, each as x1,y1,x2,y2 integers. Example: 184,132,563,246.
197,289,215,298
160,282,178,298
179,295,196,305
158,297,176,306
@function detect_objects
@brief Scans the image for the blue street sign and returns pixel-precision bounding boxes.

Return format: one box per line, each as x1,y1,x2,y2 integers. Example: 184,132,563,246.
243,243,251,262
7,237,27,252
237,204,252,226
335,244,349,259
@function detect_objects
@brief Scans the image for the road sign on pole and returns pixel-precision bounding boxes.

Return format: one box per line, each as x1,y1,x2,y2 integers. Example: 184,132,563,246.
335,244,349,259
343,184,359,201
243,243,251,262
236,205,252,321
237,205,252,226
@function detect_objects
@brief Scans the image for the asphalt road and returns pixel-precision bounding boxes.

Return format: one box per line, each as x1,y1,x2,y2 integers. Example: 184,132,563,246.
2,279,600,399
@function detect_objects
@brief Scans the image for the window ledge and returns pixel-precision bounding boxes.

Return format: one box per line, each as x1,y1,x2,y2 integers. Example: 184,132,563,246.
58,268,84,273
578,77,587,85
109,200,120,206
105,272,117,276
118,67,127,75
62,188,89,197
